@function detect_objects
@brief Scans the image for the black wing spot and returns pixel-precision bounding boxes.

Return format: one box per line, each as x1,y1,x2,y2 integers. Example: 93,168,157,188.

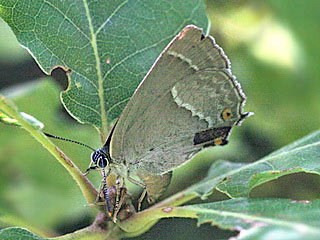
193,127,231,146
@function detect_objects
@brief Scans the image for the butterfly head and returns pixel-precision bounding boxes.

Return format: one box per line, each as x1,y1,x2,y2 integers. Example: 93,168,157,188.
91,148,110,169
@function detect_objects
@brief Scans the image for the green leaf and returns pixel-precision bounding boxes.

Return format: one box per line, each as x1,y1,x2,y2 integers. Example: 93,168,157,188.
192,198,320,230
0,0,208,138
194,160,246,198
216,130,320,197
120,198,320,239
154,131,320,209
190,198,320,240
0,227,44,240
0,214,53,238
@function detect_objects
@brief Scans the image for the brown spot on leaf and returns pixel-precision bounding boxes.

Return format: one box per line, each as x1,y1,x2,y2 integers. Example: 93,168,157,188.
162,207,173,213
55,147,74,167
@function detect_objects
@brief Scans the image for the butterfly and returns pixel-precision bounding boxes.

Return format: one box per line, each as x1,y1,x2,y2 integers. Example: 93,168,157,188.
85,25,250,217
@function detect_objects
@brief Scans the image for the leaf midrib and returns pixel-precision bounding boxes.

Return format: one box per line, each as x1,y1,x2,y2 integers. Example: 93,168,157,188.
83,0,107,139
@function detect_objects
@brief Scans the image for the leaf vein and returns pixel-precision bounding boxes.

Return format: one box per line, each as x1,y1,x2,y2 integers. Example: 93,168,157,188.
102,34,175,81
95,0,128,35
44,0,91,41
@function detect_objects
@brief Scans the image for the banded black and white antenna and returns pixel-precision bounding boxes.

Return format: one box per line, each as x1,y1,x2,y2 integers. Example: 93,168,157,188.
44,132,96,152
43,132,112,213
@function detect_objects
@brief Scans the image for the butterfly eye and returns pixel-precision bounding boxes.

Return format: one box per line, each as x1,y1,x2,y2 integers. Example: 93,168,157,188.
98,154,109,168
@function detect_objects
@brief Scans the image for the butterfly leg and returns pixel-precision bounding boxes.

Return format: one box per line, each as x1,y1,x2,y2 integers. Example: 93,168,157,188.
126,176,147,210
95,177,105,203
84,164,98,175
137,188,147,211
127,176,145,187
114,176,123,212
112,177,127,222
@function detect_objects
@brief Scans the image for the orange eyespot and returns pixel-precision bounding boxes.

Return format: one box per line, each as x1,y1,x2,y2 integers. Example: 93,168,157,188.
214,137,223,145
222,108,232,120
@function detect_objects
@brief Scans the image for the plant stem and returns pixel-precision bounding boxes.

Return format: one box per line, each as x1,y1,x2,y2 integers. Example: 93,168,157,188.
117,206,197,238
151,189,198,209
0,95,101,210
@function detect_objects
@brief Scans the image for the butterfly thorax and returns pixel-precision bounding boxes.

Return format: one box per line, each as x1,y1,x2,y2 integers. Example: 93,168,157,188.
110,162,129,179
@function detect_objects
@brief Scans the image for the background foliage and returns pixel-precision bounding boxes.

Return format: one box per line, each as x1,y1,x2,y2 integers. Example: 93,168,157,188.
0,0,319,239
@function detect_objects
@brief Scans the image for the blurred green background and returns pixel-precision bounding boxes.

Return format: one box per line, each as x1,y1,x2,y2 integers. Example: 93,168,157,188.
0,0,319,239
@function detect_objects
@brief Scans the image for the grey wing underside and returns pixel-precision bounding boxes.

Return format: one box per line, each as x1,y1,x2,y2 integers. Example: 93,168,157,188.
110,25,247,174
121,70,244,174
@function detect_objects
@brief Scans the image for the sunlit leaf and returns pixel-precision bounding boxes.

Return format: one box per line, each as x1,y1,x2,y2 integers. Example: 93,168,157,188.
121,198,320,239
188,159,246,199
216,130,320,197
0,227,44,240
170,130,320,203
188,198,320,240
0,0,208,138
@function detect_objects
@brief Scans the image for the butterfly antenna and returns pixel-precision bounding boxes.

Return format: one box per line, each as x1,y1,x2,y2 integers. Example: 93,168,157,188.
44,132,96,152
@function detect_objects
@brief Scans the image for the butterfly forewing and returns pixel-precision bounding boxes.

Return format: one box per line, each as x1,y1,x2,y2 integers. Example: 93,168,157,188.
109,25,248,175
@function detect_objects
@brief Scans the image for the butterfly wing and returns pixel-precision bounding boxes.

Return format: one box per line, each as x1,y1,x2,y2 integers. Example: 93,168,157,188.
109,25,249,175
